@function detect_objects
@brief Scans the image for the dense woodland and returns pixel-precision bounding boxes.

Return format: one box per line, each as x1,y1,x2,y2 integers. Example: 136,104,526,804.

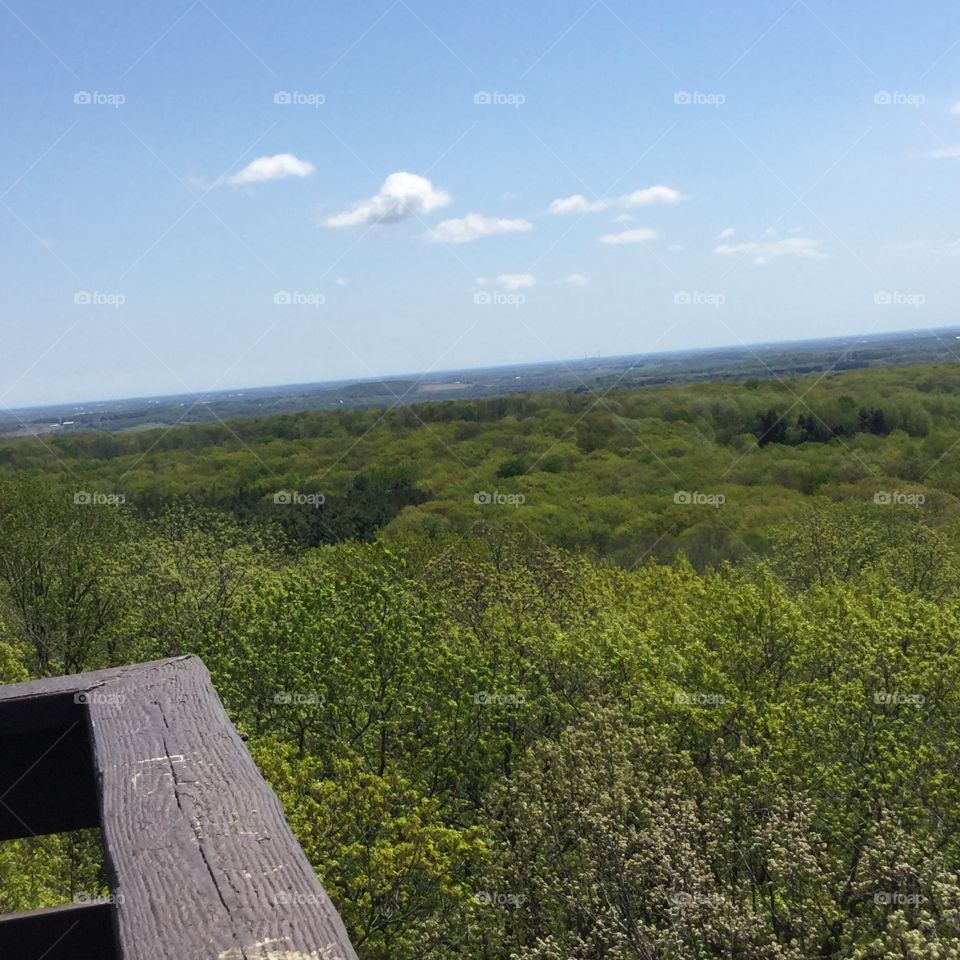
2,363,960,958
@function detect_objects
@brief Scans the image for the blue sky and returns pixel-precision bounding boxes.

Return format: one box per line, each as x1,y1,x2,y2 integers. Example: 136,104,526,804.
2,0,960,406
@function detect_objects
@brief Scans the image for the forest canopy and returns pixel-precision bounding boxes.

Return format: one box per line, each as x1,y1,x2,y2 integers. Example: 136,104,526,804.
1,364,959,958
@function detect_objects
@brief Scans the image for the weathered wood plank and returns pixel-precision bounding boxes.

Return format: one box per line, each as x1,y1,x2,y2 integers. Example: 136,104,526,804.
0,657,359,960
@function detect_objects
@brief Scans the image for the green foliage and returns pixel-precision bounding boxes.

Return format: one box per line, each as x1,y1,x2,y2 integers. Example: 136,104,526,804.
5,363,960,568
0,831,107,913
5,365,960,957
251,739,487,960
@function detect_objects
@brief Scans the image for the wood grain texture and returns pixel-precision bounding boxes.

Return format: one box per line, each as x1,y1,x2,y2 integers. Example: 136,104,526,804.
0,657,359,960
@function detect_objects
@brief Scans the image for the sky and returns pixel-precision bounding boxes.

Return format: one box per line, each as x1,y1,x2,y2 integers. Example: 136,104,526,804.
2,0,960,407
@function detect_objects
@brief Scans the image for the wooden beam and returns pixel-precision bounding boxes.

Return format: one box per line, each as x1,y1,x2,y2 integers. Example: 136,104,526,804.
0,657,359,960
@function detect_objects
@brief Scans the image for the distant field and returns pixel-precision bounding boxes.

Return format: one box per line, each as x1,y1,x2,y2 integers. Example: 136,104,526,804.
3,325,959,437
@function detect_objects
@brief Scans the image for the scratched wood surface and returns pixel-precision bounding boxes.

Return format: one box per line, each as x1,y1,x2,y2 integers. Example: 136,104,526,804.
0,657,359,960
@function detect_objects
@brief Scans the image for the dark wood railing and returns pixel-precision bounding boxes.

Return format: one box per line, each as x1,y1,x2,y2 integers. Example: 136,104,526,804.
0,656,358,960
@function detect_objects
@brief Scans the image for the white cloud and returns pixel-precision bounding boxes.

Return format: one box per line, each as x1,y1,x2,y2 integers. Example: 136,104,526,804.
229,153,315,186
548,194,607,214
326,172,450,227
560,273,590,286
925,144,960,159
718,227,735,240
620,185,681,208
951,101,960,115
668,244,685,251
598,228,658,245
497,274,536,289
335,277,348,286
714,235,825,265
426,213,533,244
